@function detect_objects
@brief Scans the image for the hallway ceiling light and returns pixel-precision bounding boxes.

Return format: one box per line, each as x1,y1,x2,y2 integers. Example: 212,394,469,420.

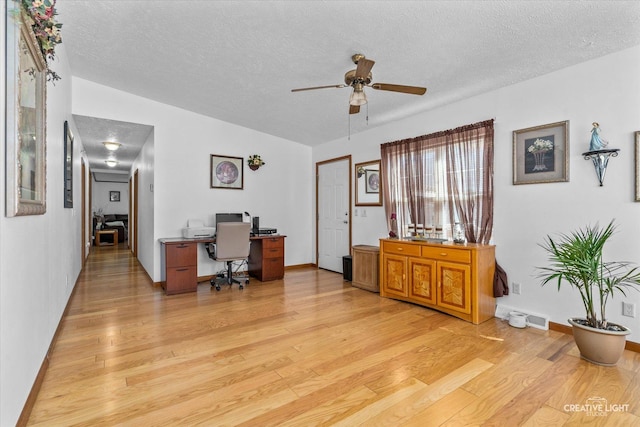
105,159,119,167
103,141,122,151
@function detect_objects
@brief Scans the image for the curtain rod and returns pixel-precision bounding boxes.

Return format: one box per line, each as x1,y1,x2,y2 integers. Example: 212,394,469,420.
381,118,494,148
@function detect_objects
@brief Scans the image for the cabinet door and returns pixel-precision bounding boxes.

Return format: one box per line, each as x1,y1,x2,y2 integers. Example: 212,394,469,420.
409,257,436,305
381,253,408,298
437,261,471,314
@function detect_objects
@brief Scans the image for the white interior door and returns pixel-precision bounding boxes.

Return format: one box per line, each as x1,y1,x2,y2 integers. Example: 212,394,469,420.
317,158,350,272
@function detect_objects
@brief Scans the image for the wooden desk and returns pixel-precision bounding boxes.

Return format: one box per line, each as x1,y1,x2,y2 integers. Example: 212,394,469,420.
159,235,286,295
96,229,118,246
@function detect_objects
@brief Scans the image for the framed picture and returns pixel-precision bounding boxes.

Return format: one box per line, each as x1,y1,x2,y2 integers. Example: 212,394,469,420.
513,120,569,185
109,191,121,202
210,154,244,190
355,160,382,206
365,169,380,194
64,121,74,208
5,6,48,216
635,131,640,202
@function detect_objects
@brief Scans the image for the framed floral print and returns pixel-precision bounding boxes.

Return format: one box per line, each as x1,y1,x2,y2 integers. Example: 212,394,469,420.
513,120,569,185
635,131,640,202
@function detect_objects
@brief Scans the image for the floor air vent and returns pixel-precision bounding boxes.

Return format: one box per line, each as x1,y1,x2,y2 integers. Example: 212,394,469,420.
495,304,549,330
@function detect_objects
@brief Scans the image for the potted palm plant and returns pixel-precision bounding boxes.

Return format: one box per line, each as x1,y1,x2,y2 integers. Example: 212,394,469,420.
537,220,640,366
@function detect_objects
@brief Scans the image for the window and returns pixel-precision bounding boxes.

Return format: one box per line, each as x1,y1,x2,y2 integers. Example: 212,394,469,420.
381,120,494,244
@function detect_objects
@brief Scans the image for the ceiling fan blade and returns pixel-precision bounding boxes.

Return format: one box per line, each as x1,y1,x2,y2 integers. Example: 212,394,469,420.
291,84,346,92
349,104,360,115
355,58,375,79
371,83,427,95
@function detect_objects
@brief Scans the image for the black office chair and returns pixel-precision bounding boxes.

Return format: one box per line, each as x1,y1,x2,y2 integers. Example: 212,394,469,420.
207,222,251,290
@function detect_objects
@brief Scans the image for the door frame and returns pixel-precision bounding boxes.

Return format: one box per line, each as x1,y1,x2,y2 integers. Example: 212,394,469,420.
133,169,139,258
82,159,87,263
315,155,352,268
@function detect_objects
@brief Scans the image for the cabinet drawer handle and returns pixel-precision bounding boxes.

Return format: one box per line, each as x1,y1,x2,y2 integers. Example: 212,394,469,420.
396,247,403,251
177,244,189,249
176,268,189,272
440,252,447,256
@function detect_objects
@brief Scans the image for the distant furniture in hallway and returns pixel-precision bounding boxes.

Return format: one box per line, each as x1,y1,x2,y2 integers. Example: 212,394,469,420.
95,229,118,246
93,214,128,244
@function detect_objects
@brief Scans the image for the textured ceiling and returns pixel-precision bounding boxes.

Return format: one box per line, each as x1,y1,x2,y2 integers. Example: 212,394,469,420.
56,1,640,172
73,115,153,174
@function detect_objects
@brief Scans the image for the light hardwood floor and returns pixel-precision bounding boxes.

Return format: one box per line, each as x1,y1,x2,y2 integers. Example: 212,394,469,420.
27,244,640,426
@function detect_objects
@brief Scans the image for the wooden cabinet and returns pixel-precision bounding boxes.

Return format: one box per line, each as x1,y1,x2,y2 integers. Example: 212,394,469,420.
351,245,379,292
161,241,198,295
248,235,286,281
380,239,495,324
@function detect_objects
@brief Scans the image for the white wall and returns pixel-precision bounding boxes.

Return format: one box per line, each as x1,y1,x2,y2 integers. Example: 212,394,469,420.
92,179,129,215
313,45,640,342
72,78,314,282
132,128,155,277
0,31,85,426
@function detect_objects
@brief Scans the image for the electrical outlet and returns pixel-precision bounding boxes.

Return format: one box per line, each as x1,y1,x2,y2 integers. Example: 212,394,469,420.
623,302,636,318
512,282,521,295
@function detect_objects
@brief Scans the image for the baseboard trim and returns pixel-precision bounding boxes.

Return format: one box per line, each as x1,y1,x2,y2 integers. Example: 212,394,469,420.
285,263,316,270
17,273,81,426
549,321,639,353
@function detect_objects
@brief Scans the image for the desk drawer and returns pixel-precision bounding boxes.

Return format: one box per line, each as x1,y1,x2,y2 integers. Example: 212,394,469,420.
382,241,420,257
422,246,471,264
165,266,197,294
263,246,284,258
262,257,285,281
262,237,284,249
166,243,197,267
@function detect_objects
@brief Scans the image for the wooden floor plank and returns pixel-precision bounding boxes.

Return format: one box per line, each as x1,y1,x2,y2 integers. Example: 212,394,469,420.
25,244,640,426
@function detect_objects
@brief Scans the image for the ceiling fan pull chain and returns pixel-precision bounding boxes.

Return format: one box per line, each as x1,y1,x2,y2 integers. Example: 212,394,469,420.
348,112,351,140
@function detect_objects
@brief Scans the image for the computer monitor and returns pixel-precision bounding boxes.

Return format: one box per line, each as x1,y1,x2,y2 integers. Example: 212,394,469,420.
215,212,243,226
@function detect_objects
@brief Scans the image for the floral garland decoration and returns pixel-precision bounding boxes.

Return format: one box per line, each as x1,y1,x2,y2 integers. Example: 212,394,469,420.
21,0,63,81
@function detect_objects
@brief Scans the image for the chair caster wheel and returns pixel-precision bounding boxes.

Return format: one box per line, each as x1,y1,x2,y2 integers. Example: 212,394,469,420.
215,285,221,291
239,285,244,290
245,279,249,284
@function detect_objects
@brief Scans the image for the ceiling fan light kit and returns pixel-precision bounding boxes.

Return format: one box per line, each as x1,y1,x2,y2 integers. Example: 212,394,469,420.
291,53,427,115
349,84,367,106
